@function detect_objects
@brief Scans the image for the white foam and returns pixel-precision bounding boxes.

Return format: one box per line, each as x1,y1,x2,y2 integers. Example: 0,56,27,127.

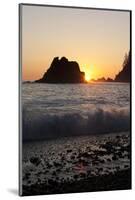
22,107,130,141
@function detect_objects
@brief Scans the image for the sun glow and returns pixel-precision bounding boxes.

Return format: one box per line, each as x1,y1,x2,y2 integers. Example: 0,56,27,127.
85,73,91,82
83,65,92,82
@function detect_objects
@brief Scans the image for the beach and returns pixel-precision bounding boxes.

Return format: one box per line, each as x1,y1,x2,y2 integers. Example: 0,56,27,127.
22,131,131,195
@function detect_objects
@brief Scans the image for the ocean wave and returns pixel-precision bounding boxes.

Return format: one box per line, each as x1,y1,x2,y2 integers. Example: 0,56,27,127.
22,107,130,141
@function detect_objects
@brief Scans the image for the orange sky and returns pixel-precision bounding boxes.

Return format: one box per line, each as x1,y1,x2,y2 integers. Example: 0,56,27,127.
21,5,130,81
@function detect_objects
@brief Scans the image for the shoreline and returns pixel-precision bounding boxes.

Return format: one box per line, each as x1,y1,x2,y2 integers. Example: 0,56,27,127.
22,169,131,196
23,131,130,144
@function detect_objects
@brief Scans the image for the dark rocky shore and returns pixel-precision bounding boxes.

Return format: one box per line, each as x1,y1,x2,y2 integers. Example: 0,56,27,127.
22,132,131,196
22,169,131,196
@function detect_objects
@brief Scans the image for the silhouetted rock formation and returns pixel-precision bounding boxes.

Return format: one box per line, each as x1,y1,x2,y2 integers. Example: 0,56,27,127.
115,51,131,82
35,57,85,83
106,78,114,82
23,81,33,84
96,77,106,82
91,77,114,82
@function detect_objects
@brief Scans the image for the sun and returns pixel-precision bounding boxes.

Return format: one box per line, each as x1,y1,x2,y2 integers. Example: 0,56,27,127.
82,65,93,82
85,73,91,82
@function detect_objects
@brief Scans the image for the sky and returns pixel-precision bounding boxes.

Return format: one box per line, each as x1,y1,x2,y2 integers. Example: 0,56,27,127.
21,5,130,81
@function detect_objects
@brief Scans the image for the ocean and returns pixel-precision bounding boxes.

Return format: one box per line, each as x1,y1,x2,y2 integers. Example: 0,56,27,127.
21,82,131,194
22,82,130,141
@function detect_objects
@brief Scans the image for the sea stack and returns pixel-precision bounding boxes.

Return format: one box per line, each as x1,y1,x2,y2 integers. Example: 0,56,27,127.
35,57,85,83
115,51,131,82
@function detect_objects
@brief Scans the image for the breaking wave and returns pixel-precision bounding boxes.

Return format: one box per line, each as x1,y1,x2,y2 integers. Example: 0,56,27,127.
22,107,130,141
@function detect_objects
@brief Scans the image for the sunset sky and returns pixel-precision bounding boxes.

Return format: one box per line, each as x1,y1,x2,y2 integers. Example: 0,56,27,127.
21,5,130,81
